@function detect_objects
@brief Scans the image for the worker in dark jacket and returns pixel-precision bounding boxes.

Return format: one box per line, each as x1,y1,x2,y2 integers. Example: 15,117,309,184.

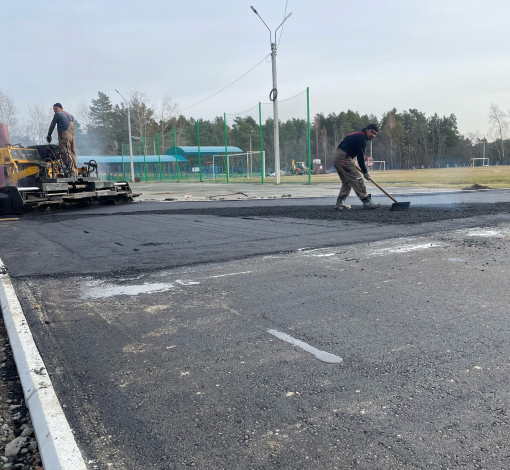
333,123,382,210
47,103,78,177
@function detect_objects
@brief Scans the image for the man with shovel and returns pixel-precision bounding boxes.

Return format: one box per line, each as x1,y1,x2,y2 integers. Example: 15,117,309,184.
333,123,382,210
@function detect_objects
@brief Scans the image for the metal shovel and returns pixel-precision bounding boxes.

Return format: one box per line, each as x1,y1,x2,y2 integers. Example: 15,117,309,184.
367,177,411,211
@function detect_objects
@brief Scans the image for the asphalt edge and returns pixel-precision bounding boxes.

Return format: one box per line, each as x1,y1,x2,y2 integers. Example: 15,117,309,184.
0,259,87,470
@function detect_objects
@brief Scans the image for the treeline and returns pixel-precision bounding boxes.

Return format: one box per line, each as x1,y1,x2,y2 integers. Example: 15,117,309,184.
1,89,509,168
314,109,466,169
312,108,508,168
75,91,507,169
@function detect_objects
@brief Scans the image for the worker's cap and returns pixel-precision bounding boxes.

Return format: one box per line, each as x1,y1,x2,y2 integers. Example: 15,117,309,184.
53,103,63,109
366,123,379,132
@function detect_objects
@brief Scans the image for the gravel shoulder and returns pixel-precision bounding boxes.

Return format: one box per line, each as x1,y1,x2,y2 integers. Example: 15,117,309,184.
0,319,42,470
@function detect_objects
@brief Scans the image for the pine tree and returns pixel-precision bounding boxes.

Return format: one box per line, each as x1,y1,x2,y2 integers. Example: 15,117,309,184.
88,92,115,154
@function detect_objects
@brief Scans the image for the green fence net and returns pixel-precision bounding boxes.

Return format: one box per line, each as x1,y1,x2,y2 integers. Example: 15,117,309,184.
225,105,264,182
260,89,310,182
115,88,311,183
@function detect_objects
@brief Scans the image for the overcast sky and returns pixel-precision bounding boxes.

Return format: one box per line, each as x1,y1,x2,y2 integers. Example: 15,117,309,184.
4,0,510,135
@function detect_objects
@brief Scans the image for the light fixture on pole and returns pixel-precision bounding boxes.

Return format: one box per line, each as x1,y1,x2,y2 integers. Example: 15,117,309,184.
250,6,292,184
115,90,139,183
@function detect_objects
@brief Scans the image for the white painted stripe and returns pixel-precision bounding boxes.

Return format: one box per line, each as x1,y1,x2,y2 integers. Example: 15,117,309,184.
207,271,252,278
0,259,87,470
267,329,343,364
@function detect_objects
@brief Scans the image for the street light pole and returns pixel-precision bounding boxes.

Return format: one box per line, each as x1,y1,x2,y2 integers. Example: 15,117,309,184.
115,90,138,183
251,6,292,185
270,41,281,183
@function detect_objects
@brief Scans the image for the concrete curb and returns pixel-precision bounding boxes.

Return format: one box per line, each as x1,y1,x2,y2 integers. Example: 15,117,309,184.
0,259,87,470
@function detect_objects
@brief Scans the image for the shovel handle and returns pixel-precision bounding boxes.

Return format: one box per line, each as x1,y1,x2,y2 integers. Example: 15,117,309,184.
367,177,398,203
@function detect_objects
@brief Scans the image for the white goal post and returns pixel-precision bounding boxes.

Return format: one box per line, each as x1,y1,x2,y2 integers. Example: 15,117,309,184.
371,160,386,171
469,158,489,167
211,151,265,178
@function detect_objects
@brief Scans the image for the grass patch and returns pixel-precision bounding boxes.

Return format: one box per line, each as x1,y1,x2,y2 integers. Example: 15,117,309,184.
134,167,510,188
280,167,510,188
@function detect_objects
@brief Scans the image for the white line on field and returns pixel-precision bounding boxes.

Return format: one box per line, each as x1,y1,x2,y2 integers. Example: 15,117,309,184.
267,329,343,364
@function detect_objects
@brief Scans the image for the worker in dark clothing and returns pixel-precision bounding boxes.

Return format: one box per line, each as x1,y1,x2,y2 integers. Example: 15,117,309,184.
333,123,382,210
47,103,78,177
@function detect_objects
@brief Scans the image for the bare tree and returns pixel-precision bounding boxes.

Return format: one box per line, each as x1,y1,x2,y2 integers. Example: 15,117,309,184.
313,116,321,159
0,90,19,135
156,95,179,152
466,131,482,146
28,103,53,144
383,114,396,165
488,127,502,160
129,91,155,153
488,104,508,161
76,99,93,130
333,126,341,147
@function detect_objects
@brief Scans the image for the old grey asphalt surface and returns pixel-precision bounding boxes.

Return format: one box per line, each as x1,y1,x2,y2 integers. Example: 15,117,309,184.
3,190,510,469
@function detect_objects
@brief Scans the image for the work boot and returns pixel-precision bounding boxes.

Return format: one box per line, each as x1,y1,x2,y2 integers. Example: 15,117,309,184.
361,194,382,210
335,196,351,210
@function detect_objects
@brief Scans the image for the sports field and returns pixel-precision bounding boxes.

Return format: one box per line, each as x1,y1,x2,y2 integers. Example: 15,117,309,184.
305,166,510,188
190,166,510,188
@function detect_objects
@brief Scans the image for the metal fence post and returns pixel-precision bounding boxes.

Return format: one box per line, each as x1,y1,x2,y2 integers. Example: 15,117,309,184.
143,137,147,182
224,113,229,183
197,120,202,182
307,87,311,185
121,143,125,181
156,132,161,181
259,102,264,184
173,127,179,181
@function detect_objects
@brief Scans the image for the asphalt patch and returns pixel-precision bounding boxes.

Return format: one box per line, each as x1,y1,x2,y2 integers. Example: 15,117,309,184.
122,202,510,225
19,201,510,226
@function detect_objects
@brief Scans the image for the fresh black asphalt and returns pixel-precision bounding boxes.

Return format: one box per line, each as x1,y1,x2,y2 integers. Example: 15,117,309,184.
2,193,510,469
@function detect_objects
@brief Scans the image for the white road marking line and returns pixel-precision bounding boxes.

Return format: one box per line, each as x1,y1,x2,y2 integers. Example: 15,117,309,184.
267,329,343,364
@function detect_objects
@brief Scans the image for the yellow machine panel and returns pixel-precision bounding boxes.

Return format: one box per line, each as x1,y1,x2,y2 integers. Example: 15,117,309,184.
0,146,44,187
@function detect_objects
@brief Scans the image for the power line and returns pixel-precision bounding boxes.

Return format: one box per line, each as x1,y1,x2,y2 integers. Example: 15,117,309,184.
180,54,270,112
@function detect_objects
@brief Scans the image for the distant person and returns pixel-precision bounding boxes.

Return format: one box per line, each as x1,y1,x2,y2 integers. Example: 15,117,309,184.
333,123,382,210
46,103,78,177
